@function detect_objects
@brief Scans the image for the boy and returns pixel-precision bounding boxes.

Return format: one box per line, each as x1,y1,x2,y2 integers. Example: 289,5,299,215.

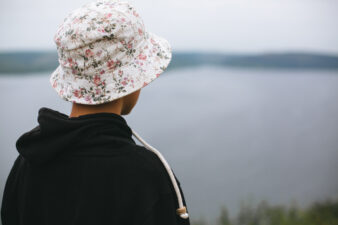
1,1,190,224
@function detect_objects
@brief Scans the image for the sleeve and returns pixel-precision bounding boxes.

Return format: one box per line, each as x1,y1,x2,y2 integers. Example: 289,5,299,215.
140,193,191,225
1,155,23,225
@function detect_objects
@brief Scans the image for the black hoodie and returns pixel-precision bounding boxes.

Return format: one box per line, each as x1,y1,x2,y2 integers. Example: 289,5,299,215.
1,107,190,225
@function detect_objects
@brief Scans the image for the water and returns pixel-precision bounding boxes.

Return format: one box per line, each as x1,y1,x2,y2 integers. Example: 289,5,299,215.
1,66,338,223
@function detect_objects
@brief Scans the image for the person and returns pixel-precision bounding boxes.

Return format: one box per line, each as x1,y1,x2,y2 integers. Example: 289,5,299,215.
0,0,190,224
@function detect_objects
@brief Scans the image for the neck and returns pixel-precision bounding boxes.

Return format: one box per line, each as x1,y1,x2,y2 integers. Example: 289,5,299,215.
69,100,123,118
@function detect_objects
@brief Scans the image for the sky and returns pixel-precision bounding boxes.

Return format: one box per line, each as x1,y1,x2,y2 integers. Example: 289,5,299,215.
0,0,337,54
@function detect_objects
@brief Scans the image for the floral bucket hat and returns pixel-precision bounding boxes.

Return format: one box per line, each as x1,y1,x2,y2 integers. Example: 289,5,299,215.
50,0,172,105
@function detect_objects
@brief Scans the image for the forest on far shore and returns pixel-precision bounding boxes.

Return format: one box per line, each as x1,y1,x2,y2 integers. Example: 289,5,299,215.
1,51,338,74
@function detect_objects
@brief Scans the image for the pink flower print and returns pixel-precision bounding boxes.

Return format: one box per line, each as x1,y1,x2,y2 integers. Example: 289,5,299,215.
67,58,73,67
59,90,64,96
138,53,147,60
150,38,157,45
73,89,82,98
100,70,105,75
52,80,57,88
105,13,112,18
142,82,148,87
133,11,139,17
85,95,91,102
128,43,132,49
121,40,125,45
156,73,160,78
72,18,81,24
98,27,105,33
85,49,94,57
55,38,61,47
118,70,123,76
72,69,77,75
121,17,126,22
93,75,101,86
95,88,101,95
107,60,115,68
138,28,143,36
102,81,106,86
121,80,128,86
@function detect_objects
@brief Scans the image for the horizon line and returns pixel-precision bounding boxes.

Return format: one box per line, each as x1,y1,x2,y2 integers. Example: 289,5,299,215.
0,49,338,57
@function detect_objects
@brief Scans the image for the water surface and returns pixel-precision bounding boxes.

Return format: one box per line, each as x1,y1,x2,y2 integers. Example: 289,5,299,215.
0,67,337,223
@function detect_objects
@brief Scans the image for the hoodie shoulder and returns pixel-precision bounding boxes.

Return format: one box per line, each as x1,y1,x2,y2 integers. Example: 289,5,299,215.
131,145,178,194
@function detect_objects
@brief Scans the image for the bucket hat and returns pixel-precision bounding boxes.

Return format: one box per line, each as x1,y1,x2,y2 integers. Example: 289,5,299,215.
50,0,172,105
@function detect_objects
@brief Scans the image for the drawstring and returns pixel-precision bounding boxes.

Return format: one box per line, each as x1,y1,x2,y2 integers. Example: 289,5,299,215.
131,129,189,219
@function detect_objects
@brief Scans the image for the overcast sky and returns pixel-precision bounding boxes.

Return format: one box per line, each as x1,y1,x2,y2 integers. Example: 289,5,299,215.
0,0,337,54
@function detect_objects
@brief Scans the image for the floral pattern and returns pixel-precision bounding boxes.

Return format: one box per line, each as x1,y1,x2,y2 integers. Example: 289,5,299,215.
50,0,172,105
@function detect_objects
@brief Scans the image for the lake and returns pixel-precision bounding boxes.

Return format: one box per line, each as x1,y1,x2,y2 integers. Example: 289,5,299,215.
0,66,338,224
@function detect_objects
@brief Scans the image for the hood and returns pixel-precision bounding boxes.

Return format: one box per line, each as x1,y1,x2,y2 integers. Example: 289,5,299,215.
16,107,135,165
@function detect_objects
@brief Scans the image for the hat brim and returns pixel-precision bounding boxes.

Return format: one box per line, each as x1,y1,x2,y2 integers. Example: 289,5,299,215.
50,31,172,105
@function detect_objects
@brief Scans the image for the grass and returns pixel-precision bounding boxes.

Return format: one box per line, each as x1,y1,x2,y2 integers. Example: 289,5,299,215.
191,198,338,225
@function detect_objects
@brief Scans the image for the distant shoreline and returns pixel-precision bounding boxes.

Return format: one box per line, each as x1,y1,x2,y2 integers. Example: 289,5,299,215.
0,51,338,74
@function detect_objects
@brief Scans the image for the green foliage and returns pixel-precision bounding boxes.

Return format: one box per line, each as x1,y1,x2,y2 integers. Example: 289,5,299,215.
192,198,338,225
191,215,208,225
217,205,231,225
